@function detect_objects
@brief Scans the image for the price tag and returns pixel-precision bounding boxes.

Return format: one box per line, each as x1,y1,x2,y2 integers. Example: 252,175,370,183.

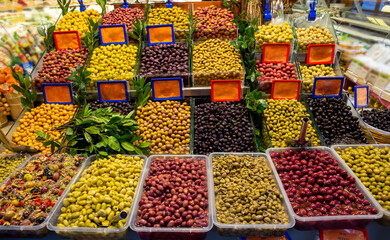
151,78,183,101
42,83,73,104
354,85,369,108
320,229,369,240
53,31,81,50
271,80,301,100
211,80,241,102
312,77,344,98
306,44,335,64
262,43,290,63
97,81,128,102
245,233,292,240
99,24,128,46
147,24,175,45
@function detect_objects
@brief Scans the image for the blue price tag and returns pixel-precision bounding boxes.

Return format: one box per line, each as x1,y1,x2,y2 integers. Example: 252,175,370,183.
354,85,369,108
312,77,344,98
99,24,128,46
42,83,73,105
146,24,175,46
151,78,183,101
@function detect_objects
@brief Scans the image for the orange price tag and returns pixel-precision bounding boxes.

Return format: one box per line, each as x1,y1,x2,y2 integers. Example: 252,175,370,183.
53,31,81,50
97,81,128,102
42,83,73,104
211,80,241,102
307,44,335,64
271,80,301,100
247,236,289,240
354,85,369,108
312,77,344,98
99,25,127,45
320,229,369,240
262,43,290,63
151,78,183,100
147,24,175,45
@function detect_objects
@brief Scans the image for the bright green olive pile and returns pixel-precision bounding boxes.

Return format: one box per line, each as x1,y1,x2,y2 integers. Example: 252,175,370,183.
264,99,321,148
148,6,189,40
0,155,27,183
255,22,294,52
57,155,144,228
193,39,243,86
336,146,390,210
300,64,336,92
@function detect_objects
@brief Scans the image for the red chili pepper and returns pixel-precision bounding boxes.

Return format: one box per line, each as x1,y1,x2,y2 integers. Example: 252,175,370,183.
58,190,63,196
0,219,5,225
50,202,55,207
18,200,25,207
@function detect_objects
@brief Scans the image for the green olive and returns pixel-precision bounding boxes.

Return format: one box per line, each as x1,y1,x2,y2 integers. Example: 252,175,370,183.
0,155,27,183
296,25,335,52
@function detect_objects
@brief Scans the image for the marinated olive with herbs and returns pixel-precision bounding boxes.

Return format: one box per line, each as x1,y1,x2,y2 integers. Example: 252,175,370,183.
88,100,134,116
264,99,321,148
213,155,289,225
0,155,27,183
57,155,144,228
336,146,390,211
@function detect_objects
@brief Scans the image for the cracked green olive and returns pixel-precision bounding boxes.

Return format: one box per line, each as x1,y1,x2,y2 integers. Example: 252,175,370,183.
0,155,27,183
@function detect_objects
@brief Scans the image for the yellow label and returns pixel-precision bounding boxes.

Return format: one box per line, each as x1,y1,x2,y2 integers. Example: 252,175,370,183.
101,26,126,44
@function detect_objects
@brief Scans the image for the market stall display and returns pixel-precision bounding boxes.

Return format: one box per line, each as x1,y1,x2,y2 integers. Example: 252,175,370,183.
194,101,255,155
86,44,138,90
193,5,237,40
255,22,294,52
11,104,76,154
268,147,381,230
134,100,191,155
147,6,189,41
263,99,322,148
55,10,100,39
0,154,28,183
362,109,390,132
130,155,211,240
48,155,145,239
0,154,85,237
307,96,369,145
211,153,294,237
193,39,244,87
33,48,89,91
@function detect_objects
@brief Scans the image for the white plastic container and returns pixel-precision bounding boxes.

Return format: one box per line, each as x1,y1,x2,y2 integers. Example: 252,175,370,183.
209,152,295,237
266,146,383,230
130,155,212,240
332,144,390,226
48,154,147,240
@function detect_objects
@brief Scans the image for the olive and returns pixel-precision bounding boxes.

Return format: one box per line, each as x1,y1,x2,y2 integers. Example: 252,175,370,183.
296,25,335,52
0,155,27,183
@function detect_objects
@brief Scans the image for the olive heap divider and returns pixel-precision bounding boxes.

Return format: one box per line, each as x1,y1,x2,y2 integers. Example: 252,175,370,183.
129,154,213,240
47,154,148,240
191,98,260,155
0,154,31,187
254,52,302,94
266,146,383,230
209,152,295,237
261,94,326,148
0,154,87,238
331,144,390,226
303,92,377,145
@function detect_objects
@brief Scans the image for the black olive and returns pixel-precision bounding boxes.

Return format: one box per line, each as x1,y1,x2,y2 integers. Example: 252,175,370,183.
31,187,40,193
35,216,45,224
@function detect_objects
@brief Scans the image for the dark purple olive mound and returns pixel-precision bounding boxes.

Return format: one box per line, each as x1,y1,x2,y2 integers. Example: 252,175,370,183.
194,101,254,155
139,43,189,76
362,109,390,132
88,100,134,116
307,97,367,145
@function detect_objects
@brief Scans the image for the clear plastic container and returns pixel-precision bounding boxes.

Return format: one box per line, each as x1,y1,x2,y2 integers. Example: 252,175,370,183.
129,155,212,240
266,146,383,230
331,144,390,226
47,154,147,240
209,152,295,237
0,154,31,186
0,154,85,238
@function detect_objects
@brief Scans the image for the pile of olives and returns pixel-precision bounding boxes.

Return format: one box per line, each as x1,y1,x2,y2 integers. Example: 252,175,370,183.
56,10,100,39
148,7,189,40
0,155,27,183
88,100,134,116
255,22,294,52
362,109,390,132
296,25,335,52
300,64,336,92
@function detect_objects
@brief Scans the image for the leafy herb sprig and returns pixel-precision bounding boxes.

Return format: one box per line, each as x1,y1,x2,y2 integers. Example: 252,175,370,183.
67,64,92,106
11,70,37,112
37,24,56,52
245,89,268,115
84,18,100,55
57,0,75,17
132,77,151,108
36,105,150,156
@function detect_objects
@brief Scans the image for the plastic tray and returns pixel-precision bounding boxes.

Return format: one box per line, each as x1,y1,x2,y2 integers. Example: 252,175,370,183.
332,144,390,226
0,154,86,238
0,153,31,187
266,146,383,230
129,155,213,240
47,154,147,240
209,152,295,237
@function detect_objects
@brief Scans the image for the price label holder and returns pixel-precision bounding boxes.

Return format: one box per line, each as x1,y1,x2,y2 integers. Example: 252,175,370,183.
53,31,81,50
151,78,183,101
271,80,301,100
320,229,369,240
42,83,73,104
99,24,128,46
306,44,335,65
311,77,344,98
262,43,290,63
244,232,292,240
147,24,175,46
354,85,369,108
97,81,128,102
211,80,241,102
